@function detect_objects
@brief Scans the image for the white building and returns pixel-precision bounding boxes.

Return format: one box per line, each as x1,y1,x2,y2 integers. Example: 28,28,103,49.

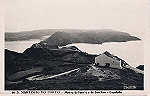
95,51,122,69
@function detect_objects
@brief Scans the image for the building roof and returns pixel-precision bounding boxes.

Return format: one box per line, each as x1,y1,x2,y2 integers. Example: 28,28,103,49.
102,51,128,66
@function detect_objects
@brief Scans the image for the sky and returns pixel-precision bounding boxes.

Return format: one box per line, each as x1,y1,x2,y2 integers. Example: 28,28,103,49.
5,0,150,38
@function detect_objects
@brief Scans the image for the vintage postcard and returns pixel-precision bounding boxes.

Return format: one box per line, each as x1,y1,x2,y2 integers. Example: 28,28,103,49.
0,0,150,96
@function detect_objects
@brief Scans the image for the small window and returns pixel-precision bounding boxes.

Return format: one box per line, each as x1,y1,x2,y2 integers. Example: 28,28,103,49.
105,63,110,67
95,63,99,66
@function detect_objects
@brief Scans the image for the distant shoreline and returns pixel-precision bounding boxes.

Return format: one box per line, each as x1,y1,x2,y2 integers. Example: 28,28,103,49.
5,29,141,42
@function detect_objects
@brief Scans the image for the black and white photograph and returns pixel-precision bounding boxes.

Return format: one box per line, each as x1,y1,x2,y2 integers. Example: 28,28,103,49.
4,0,146,90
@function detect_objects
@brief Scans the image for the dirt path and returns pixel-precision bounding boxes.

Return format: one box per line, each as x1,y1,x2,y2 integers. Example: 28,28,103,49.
27,68,80,81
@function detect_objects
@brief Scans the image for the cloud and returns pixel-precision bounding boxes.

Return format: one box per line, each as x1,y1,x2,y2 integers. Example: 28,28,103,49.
5,0,149,38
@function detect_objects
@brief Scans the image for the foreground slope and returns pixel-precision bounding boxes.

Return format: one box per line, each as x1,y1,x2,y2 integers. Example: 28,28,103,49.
5,48,143,90
6,65,143,90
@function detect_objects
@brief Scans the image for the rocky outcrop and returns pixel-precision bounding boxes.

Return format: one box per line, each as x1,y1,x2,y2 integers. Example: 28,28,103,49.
61,46,81,51
24,46,97,64
23,48,54,60
136,65,144,71
31,42,58,49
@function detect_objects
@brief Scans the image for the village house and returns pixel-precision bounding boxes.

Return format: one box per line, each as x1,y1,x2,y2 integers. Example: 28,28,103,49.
94,51,128,69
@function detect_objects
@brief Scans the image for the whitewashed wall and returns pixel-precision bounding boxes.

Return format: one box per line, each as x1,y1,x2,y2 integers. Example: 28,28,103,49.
95,54,122,69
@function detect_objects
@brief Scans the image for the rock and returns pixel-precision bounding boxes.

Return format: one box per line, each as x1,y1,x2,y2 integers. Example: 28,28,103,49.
136,65,144,71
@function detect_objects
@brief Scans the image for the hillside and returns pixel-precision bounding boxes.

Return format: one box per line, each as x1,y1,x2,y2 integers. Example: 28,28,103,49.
5,48,143,90
5,29,140,42
5,29,143,90
5,49,38,77
44,30,140,46
5,29,57,41
5,29,100,41
6,65,143,90
5,46,96,82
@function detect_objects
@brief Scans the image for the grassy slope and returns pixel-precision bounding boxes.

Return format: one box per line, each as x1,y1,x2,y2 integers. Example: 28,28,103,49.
6,65,143,90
